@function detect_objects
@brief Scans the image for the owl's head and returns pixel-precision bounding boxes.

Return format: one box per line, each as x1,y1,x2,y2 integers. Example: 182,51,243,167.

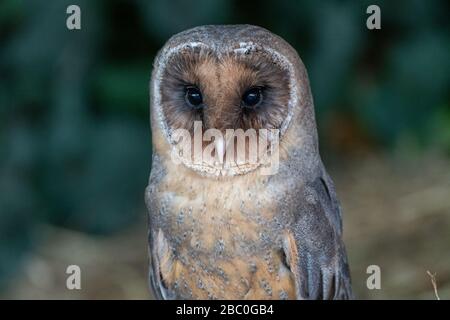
150,25,318,177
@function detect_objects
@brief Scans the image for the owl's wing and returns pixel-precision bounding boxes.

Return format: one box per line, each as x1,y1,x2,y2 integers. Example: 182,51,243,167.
285,165,353,300
146,184,177,300
148,228,165,300
148,227,179,300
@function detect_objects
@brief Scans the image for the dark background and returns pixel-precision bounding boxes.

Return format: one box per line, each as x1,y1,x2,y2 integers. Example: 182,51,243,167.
0,0,449,299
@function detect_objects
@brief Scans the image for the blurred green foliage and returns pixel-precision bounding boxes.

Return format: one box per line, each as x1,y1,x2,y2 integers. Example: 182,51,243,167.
0,0,449,290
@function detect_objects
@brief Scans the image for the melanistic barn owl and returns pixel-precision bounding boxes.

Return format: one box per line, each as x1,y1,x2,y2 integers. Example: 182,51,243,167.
145,25,352,300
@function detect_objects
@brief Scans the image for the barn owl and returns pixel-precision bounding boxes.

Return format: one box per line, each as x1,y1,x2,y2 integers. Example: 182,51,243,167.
145,25,352,300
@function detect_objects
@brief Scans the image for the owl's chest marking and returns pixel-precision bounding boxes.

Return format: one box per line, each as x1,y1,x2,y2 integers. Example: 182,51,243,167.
150,169,296,299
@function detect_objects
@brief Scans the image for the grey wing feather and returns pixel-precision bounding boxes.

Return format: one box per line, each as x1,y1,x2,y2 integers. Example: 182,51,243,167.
148,230,165,300
146,185,176,300
291,164,353,300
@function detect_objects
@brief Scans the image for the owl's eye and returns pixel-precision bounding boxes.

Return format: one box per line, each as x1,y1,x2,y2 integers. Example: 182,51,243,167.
185,86,203,108
242,87,263,108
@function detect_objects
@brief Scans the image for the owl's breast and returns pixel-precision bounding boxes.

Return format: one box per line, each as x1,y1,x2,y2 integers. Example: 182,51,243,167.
148,167,297,299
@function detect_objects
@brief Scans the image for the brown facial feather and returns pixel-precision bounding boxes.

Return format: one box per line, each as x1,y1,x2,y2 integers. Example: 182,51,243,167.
160,47,214,132
160,48,291,134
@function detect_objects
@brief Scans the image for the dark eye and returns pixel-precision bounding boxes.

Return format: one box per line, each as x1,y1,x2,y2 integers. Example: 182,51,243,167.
242,87,263,108
185,86,203,108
